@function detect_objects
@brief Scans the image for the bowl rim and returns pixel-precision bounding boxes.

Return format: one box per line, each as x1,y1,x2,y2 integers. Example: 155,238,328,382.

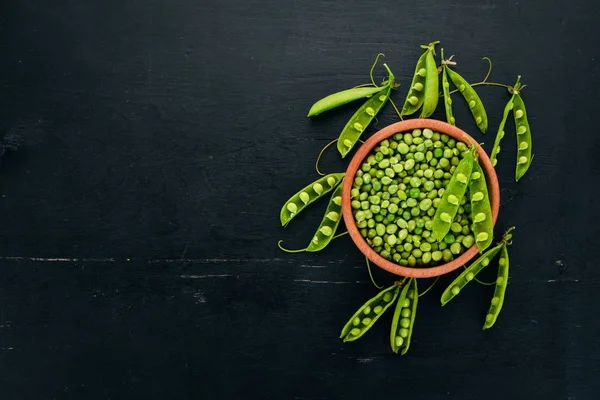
341,119,500,278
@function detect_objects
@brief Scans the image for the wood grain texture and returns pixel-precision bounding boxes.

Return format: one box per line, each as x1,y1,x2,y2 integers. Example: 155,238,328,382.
1,0,599,399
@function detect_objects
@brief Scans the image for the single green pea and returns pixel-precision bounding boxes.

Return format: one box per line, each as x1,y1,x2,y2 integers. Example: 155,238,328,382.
451,222,462,233
442,249,453,262
450,242,462,255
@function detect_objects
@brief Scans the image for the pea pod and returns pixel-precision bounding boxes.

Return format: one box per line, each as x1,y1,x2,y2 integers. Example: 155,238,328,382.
340,283,401,342
337,64,395,158
390,278,418,355
469,160,493,252
440,242,504,306
305,182,344,252
420,44,439,118
432,148,474,242
483,245,510,329
440,50,455,125
489,95,514,167
445,67,488,133
280,173,345,226
401,41,439,116
307,85,389,117
440,227,515,306
513,94,532,181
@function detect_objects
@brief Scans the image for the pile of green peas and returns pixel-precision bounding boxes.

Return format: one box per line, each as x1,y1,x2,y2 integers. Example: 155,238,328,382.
351,128,476,267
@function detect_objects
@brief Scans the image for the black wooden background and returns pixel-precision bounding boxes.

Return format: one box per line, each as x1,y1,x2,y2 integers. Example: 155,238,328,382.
1,0,599,399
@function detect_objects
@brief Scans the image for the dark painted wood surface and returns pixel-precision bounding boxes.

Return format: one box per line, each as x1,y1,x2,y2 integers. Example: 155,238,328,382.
1,0,598,398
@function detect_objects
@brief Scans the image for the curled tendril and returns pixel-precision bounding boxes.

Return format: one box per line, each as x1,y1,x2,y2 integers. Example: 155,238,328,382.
365,257,383,289
419,276,440,297
369,53,386,86
315,138,338,176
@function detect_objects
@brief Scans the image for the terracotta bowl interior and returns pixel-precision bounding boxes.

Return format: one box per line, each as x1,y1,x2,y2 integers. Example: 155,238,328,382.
341,119,500,278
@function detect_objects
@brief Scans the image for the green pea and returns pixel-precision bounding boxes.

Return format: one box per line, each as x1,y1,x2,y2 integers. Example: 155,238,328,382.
419,198,433,211
386,224,398,234
451,222,462,233
442,249,453,262
450,242,462,255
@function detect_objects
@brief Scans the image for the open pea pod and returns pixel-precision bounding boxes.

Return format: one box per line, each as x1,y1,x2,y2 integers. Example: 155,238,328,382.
440,242,504,306
390,278,418,355
279,173,345,226
440,50,455,125
401,41,439,116
483,245,510,329
307,85,389,117
340,283,400,342
337,64,395,158
445,67,488,133
432,148,474,242
513,93,532,181
489,95,514,167
440,227,515,306
469,160,494,252
305,182,344,252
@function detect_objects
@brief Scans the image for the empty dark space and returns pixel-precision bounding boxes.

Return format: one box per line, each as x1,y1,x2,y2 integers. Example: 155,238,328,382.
0,1,598,399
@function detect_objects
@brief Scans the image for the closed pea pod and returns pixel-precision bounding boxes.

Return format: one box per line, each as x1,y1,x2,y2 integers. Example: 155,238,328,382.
340,283,401,342
513,92,532,181
280,173,345,226
483,244,510,329
440,49,455,126
445,66,488,133
401,41,439,116
307,85,389,117
432,148,475,242
469,160,494,252
337,64,395,158
420,42,440,118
